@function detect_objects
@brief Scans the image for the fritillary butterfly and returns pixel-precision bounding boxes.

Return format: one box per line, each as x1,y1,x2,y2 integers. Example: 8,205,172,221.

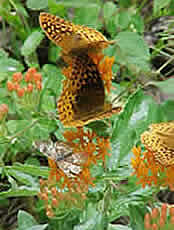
57,54,121,127
141,122,174,166
39,12,113,56
35,140,84,177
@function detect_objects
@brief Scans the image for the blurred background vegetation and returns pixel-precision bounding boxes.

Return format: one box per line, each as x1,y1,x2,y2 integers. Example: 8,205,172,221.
0,0,174,229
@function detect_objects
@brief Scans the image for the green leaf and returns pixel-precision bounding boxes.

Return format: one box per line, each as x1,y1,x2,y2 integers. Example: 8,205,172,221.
26,0,48,10
0,186,39,198
18,210,48,230
118,11,131,30
7,169,38,186
154,0,172,15
114,31,150,72
73,5,101,29
48,0,67,17
42,64,64,97
6,163,49,178
21,31,45,57
131,13,144,34
74,204,107,230
0,57,24,74
149,78,174,99
108,89,163,169
103,1,117,21
129,205,145,230
18,210,37,229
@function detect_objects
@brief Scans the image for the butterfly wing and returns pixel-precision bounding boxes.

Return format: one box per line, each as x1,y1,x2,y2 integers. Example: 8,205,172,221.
141,122,174,166
149,122,174,148
39,12,111,55
57,55,121,127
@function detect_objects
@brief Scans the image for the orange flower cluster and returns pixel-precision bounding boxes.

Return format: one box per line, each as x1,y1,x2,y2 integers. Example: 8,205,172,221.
131,146,174,190
0,104,8,121
7,68,42,110
38,128,111,217
7,68,42,97
144,203,174,229
88,52,115,93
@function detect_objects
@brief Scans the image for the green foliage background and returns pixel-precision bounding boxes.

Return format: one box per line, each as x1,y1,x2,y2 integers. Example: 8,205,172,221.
0,0,174,229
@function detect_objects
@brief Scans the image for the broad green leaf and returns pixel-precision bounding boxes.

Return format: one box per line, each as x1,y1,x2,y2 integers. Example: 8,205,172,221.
7,169,38,186
18,210,48,230
21,31,45,56
0,57,24,74
73,5,101,29
129,205,145,230
109,89,163,169
26,0,48,10
6,163,49,177
7,120,33,135
74,204,106,230
131,13,144,34
103,1,117,20
114,31,150,72
149,78,174,98
0,186,38,198
118,11,131,30
31,119,57,140
154,0,172,15
42,64,63,97
160,100,174,121
48,0,67,17
18,210,37,230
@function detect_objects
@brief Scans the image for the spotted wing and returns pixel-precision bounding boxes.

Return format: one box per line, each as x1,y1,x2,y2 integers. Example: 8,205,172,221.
57,55,121,127
39,12,111,55
35,140,83,177
141,122,174,166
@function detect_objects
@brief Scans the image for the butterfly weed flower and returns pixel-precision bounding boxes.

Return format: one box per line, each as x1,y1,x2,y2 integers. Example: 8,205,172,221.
6,68,43,110
89,52,115,93
144,204,174,230
131,122,174,190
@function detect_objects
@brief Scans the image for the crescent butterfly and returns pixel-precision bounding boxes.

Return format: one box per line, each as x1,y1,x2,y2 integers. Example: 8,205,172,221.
35,140,84,177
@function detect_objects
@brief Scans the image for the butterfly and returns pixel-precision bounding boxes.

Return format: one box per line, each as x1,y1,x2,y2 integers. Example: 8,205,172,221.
35,140,84,177
141,122,174,166
39,12,114,57
57,54,122,127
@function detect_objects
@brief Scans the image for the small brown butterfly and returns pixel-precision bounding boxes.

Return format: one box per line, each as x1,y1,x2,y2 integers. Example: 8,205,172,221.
141,122,174,166
39,12,114,56
35,140,84,177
